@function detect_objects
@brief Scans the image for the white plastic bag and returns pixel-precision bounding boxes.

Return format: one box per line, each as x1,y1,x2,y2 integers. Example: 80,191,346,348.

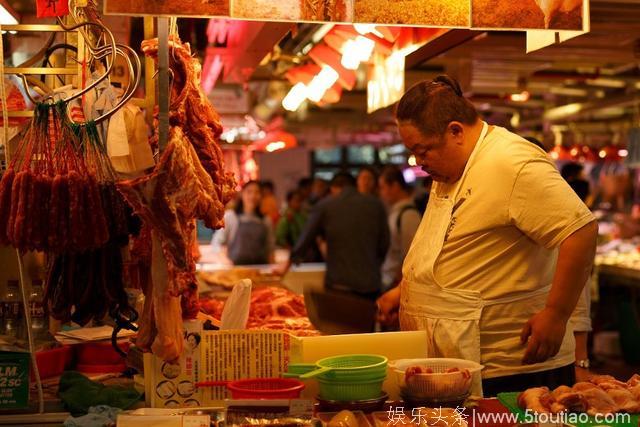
220,279,252,330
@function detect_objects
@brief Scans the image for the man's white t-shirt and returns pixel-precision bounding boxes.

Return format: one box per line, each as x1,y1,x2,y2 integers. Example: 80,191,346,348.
408,126,595,378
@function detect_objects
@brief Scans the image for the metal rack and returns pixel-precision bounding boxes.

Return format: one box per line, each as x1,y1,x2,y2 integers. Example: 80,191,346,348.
0,13,165,423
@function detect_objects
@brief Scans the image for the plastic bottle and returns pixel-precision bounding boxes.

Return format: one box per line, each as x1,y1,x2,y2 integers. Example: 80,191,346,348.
3,280,22,339
29,279,47,343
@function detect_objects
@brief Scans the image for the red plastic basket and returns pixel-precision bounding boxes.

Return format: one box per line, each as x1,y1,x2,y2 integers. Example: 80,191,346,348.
226,378,305,399
32,346,73,380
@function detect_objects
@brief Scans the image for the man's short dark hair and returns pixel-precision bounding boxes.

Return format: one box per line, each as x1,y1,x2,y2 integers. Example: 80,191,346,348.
260,180,275,192
298,177,312,190
330,172,356,189
561,162,584,181
286,190,300,202
396,75,479,137
380,165,410,192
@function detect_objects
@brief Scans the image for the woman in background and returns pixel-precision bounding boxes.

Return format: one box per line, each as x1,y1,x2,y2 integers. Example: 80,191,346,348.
212,181,275,265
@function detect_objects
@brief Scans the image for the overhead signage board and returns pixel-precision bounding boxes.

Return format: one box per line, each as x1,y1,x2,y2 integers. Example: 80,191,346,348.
105,0,588,32
104,0,230,18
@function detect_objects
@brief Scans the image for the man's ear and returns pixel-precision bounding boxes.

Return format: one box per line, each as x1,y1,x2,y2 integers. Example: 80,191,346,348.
448,121,464,145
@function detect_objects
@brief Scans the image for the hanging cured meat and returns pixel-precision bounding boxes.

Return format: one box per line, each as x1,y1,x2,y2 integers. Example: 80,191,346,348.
0,102,110,253
118,36,236,363
118,122,233,362
43,122,140,326
140,37,236,228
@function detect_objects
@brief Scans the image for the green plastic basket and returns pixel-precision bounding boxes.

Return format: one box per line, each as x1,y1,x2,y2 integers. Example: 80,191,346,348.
318,377,385,401
300,354,388,379
318,366,388,381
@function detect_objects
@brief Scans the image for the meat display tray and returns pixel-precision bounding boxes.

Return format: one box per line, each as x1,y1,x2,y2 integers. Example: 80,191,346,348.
498,392,639,427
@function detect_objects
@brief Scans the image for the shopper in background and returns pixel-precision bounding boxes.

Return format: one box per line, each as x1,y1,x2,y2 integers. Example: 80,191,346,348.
357,166,378,196
260,180,280,225
212,181,275,265
310,177,330,205
378,166,422,293
275,190,307,249
561,162,591,206
413,176,433,215
298,177,314,213
278,172,390,332
377,75,597,395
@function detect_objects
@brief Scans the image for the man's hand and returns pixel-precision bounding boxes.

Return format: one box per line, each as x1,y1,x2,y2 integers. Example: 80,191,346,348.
377,285,401,326
521,307,568,364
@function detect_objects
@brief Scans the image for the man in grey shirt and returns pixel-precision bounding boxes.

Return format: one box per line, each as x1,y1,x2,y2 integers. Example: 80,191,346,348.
378,166,422,291
283,172,390,299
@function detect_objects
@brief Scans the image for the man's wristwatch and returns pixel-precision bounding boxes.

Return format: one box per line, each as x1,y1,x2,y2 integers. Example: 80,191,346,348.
575,359,590,369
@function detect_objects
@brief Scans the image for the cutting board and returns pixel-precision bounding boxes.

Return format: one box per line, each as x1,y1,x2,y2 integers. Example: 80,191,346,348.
497,392,639,427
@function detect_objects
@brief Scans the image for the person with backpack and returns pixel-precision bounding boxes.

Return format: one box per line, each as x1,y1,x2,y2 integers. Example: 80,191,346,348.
378,166,422,292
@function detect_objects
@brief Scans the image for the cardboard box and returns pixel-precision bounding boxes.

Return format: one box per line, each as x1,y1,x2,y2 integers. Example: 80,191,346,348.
0,347,30,410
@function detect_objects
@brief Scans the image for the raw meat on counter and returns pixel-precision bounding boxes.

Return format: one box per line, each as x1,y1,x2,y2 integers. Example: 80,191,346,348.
200,287,320,336
117,36,236,363
405,366,470,382
518,374,640,415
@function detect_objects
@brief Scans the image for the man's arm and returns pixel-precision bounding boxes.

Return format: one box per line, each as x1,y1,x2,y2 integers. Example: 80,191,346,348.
521,220,598,364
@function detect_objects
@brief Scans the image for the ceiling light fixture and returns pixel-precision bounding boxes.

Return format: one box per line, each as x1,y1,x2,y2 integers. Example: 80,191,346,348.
306,66,339,103
341,36,375,70
585,78,626,89
266,141,286,152
354,24,384,39
282,82,308,111
509,91,530,102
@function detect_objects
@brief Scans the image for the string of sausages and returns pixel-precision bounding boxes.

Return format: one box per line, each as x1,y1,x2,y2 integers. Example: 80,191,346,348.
0,102,109,253
0,101,139,326
45,120,140,325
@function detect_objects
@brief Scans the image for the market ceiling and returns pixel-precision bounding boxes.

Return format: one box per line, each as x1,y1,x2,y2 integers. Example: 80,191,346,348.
230,0,639,147
6,0,640,146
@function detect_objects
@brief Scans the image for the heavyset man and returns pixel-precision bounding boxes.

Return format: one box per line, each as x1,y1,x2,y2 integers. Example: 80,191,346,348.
377,76,598,396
